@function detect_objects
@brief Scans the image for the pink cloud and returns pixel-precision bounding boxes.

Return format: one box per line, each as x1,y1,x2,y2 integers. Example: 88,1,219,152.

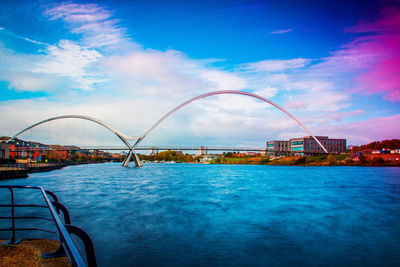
356,54,400,101
344,7,400,101
45,3,111,23
285,100,307,110
327,109,365,122
44,3,127,48
319,114,400,145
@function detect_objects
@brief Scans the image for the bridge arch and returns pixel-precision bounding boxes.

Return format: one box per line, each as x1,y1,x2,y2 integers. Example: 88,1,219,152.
132,90,328,154
6,115,132,149
7,90,328,167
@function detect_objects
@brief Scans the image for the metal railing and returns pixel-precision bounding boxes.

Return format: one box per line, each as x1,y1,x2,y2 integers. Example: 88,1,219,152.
9,145,266,152
0,163,28,171
0,185,97,267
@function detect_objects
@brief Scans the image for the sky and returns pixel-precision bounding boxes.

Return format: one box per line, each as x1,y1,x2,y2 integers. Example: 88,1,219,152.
0,0,399,148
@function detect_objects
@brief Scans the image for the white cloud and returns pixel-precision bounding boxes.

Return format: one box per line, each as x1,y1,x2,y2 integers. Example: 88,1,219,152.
0,43,36,68
0,26,49,46
44,2,127,48
2,71,58,92
34,40,104,90
0,44,63,92
0,38,105,92
285,100,307,110
240,58,310,72
270,29,293,35
103,48,250,99
286,80,350,111
104,50,203,97
254,87,279,99
198,69,246,91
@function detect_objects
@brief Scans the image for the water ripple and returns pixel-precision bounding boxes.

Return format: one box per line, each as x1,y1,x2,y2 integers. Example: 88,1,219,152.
1,163,399,266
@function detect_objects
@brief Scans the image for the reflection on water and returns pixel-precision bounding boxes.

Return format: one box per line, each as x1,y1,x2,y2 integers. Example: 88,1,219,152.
1,163,400,266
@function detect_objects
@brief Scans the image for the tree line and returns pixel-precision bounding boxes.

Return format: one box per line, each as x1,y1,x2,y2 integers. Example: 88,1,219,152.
351,139,400,152
139,151,202,162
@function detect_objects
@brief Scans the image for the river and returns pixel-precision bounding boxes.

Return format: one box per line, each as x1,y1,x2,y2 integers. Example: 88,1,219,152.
1,163,400,266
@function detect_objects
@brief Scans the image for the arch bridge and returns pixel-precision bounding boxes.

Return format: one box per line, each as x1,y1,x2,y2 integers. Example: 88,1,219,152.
7,90,328,167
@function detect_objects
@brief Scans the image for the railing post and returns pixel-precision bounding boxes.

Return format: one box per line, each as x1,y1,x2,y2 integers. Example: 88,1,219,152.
52,201,71,224
10,188,16,243
65,225,97,267
45,190,59,203
3,188,22,245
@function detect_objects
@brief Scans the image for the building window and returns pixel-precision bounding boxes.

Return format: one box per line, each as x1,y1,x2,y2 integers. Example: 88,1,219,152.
291,141,303,146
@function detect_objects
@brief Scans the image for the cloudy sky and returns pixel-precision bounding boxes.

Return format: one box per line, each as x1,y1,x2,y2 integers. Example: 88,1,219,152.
0,0,399,148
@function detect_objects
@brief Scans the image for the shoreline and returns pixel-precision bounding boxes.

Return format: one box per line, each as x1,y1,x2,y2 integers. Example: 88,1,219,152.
208,162,400,167
1,159,398,180
142,160,400,167
0,161,106,180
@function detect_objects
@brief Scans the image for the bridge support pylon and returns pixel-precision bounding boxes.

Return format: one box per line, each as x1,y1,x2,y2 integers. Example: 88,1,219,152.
121,148,142,167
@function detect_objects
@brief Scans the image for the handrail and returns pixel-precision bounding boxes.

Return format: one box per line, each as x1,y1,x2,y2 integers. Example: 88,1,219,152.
0,185,97,267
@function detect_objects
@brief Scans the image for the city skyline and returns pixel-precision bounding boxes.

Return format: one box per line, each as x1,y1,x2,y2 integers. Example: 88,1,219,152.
1,0,399,147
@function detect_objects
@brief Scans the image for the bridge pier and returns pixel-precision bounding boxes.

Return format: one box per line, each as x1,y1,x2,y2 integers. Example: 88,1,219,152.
198,146,208,156
150,147,159,155
121,148,142,167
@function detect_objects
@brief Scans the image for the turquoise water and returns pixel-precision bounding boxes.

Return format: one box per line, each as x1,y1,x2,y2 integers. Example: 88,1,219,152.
1,163,400,266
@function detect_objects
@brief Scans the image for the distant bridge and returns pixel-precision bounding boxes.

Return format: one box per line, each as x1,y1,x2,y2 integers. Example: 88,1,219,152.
90,146,265,152
15,146,266,153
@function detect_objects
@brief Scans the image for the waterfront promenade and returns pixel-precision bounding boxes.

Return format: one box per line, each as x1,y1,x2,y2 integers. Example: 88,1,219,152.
0,162,100,179
0,163,29,179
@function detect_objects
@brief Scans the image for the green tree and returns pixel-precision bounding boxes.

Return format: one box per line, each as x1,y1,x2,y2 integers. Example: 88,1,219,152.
69,151,78,161
78,153,88,161
259,157,270,165
224,152,233,157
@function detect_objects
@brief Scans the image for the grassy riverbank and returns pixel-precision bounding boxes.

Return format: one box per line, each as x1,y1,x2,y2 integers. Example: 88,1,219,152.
210,154,400,167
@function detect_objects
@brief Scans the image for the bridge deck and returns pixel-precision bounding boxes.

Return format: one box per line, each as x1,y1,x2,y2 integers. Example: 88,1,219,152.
10,146,266,152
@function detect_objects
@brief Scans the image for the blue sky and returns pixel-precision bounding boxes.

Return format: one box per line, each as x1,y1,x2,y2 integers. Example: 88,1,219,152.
0,0,399,147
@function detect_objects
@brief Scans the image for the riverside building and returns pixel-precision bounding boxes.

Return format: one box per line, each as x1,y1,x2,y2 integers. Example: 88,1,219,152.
266,140,290,157
267,136,346,157
1,138,49,160
0,143,10,159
